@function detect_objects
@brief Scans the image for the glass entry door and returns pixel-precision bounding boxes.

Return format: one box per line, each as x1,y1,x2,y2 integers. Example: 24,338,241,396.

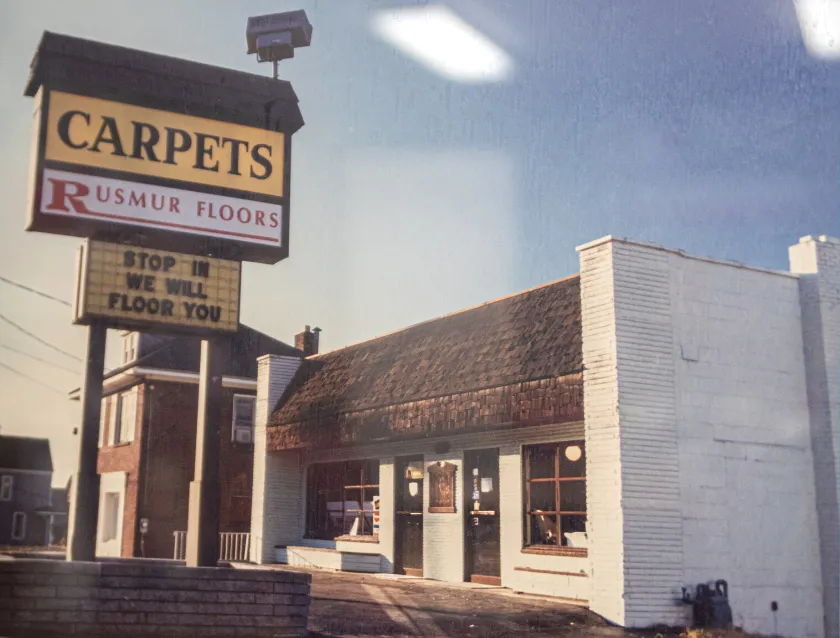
464,448,501,586
394,456,424,576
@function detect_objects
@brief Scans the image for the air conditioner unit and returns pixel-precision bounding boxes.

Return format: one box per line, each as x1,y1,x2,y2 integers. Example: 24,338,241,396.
234,428,253,444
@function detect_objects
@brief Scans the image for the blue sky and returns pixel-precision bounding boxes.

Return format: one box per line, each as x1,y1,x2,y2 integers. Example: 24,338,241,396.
0,0,837,482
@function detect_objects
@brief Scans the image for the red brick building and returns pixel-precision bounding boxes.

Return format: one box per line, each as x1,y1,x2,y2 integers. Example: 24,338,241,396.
71,326,305,559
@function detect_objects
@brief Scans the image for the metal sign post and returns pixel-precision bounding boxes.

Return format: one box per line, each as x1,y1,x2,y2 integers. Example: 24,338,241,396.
66,322,106,561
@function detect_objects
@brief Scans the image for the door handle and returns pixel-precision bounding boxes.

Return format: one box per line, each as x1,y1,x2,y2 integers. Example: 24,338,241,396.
469,510,496,516
396,511,422,516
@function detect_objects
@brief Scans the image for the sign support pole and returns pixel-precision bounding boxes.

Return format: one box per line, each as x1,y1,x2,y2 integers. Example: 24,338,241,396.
66,322,106,561
186,337,225,567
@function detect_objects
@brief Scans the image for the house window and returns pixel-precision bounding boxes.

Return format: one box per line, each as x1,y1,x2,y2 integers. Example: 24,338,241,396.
109,389,137,445
0,475,12,501
523,441,587,549
11,512,26,541
306,460,379,540
231,395,256,444
101,492,120,542
122,332,138,365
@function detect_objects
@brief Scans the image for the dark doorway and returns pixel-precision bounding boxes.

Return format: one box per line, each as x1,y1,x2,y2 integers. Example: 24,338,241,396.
395,456,424,576
464,448,501,586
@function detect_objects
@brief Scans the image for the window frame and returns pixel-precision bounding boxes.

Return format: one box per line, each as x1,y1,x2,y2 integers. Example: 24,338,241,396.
109,388,137,445
108,394,122,445
101,492,120,542
522,441,587,556
0,475,13,501
231,394,257,443
122,332,138,365
306,460,380,541
11,512,26,541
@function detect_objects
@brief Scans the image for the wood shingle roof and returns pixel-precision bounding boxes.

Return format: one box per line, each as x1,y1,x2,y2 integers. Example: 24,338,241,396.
270,275,581,428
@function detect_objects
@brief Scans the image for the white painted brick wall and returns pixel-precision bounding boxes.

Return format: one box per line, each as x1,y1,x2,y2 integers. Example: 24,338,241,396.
579,236,826,637
613,240,684,628
790,235,840,638
423,451,464,583
671,253,822,638
250,354,301,564
578,240,627,626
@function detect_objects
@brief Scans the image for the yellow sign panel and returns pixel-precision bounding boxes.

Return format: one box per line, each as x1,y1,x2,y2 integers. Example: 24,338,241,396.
75,240,240,333
45,91,285,197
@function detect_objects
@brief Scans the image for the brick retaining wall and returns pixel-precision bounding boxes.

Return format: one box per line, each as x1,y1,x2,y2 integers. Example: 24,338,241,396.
0,558,310,637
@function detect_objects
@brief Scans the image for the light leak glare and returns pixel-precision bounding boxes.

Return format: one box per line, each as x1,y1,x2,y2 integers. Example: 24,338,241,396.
795,0,840,60
371,4,513,83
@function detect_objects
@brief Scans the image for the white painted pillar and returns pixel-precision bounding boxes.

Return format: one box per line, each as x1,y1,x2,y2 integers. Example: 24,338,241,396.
577,237,684,628
498,444,522,589
250,354,301,564
378,457,396,573
790,235,840,638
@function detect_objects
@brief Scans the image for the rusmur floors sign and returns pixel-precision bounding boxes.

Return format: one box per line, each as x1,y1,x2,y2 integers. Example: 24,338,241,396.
30,89,287,260
25,35,303,266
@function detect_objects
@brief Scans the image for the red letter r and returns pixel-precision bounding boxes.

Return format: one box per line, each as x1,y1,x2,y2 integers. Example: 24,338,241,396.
46,178,91,214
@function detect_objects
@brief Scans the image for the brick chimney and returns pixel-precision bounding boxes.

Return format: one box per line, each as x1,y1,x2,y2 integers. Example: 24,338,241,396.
294,325,321,356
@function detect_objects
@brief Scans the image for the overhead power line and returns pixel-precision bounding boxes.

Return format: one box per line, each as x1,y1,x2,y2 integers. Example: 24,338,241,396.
0,344,79,374
0,362,65,393
0,276,71,307
0,313,82,362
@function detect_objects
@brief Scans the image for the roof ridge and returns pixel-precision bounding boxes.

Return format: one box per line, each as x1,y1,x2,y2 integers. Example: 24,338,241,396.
310,273,580,360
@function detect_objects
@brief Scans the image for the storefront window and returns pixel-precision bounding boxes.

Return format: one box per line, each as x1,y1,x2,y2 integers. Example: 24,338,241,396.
306,460,379,540
523,442,586,549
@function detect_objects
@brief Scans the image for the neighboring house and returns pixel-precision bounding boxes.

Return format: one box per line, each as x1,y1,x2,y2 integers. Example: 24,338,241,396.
69,325,305,559
0,436,53,546
250,235,839,638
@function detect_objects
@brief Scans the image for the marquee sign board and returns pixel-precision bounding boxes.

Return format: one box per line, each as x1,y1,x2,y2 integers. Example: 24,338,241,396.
74,239,241,335
24,32,304,264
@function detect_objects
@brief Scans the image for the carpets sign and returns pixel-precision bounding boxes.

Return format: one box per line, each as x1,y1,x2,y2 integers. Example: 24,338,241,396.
74,240,241,334
27,89,290,263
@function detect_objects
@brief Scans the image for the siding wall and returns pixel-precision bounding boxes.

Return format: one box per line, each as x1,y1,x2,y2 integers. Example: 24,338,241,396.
579,236,826,637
